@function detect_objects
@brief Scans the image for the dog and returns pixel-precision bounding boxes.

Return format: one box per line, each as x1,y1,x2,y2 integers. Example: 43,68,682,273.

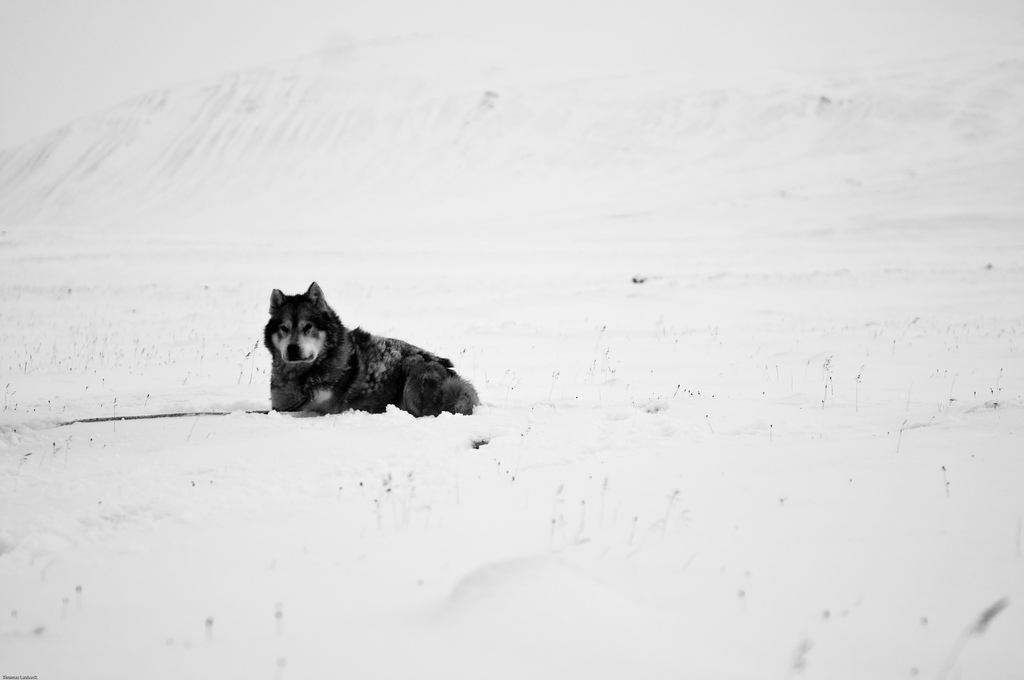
264,282,479,417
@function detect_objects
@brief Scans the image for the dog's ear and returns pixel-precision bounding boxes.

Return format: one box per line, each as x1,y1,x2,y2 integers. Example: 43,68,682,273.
306,282,328,310
269,289,285,315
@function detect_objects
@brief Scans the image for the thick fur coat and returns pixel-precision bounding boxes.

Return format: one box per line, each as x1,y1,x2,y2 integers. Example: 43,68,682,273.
264,283,478,416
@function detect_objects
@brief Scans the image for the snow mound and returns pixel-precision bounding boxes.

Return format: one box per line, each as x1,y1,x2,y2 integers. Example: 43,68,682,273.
436,555,705,679
446,555,623,614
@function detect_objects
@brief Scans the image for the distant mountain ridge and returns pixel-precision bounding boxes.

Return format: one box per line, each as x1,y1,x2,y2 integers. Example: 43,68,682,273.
1,37,1021,229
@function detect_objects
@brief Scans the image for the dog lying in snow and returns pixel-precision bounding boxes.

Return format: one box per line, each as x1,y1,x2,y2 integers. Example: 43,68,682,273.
264,282,478,416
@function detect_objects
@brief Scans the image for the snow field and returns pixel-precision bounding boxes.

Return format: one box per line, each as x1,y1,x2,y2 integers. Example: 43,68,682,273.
2,16,1024,679
2,207,1023,678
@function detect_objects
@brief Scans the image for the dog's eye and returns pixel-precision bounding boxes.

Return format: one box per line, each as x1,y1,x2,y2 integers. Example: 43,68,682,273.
279,325,290,334
302,323,314,334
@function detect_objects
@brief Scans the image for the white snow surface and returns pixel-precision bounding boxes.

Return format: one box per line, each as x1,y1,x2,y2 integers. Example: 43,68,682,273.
2,7,1024,679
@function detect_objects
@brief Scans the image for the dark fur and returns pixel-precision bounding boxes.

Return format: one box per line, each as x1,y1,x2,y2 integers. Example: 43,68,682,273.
263,282,479,417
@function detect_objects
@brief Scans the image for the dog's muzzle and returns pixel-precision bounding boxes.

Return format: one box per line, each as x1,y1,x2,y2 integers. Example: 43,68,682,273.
286,344,305,362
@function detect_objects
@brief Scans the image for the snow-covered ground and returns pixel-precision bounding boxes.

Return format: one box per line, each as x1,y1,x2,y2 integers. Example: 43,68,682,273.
2,4,1024,678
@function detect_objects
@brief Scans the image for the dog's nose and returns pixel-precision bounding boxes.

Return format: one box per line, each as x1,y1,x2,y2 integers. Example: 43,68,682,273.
286,344,302,361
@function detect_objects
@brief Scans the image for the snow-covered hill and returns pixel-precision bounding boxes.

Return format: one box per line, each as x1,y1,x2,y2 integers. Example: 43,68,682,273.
3,36,1023,232
2,21,1024,680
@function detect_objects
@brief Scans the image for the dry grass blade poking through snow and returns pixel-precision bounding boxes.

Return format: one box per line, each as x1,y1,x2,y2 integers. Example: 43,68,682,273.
935,598,1010,680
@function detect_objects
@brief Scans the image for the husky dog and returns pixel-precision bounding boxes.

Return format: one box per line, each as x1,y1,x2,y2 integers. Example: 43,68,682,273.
264,282,479,417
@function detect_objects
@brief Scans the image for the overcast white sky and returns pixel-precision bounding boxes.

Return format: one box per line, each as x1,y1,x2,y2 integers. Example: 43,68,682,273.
1,0,1021,149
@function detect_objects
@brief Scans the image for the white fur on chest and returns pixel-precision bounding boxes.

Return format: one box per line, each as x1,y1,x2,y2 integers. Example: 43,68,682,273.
311,387,333,407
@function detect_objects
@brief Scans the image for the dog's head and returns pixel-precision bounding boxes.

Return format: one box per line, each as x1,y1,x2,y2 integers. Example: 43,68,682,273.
264,282,332,365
